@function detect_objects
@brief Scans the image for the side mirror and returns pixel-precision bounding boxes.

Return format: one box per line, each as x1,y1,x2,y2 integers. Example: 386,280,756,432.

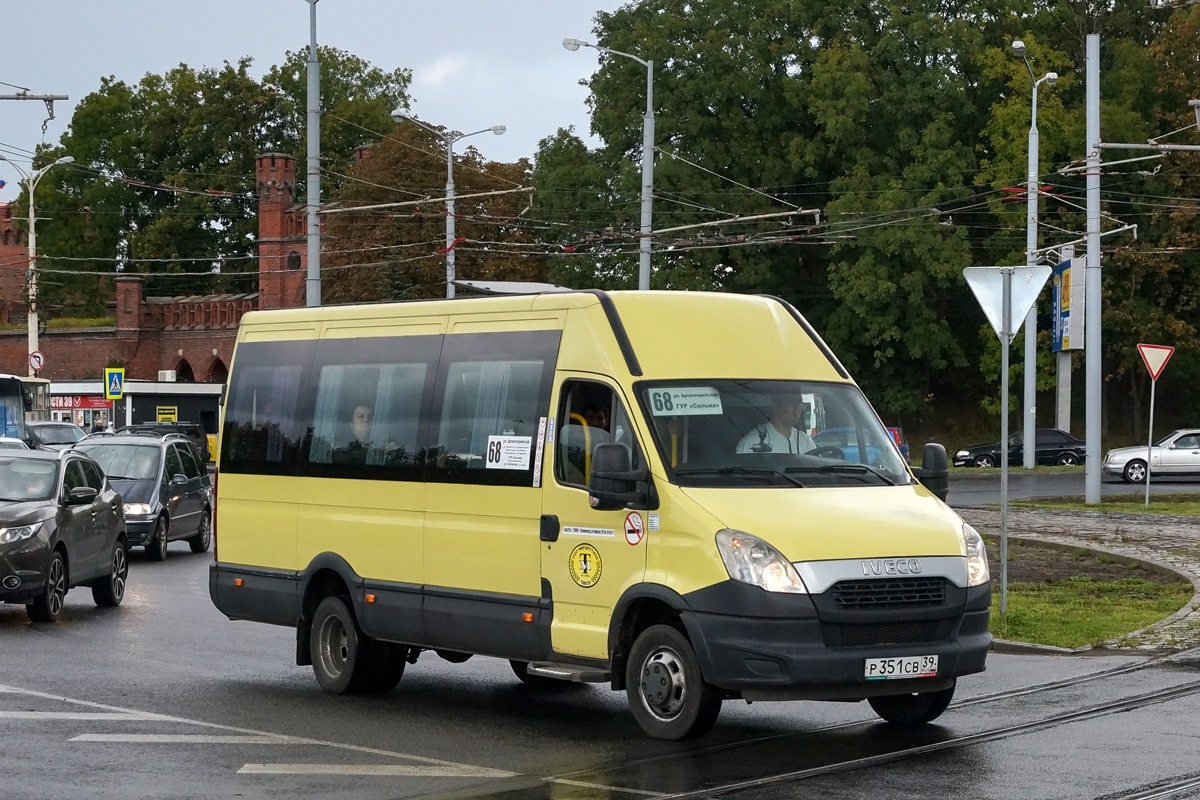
170,473,188,486
588,443,648,511
67,486,98,505
912,443,950,502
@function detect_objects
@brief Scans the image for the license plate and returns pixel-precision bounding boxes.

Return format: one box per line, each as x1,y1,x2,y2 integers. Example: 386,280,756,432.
864,655,938,680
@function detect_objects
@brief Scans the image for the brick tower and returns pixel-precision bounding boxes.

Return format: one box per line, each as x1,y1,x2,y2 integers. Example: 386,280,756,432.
256,153,306,310
0,203,28,324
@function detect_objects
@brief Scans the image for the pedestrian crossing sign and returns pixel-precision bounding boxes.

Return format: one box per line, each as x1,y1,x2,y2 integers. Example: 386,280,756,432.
104,368,125,400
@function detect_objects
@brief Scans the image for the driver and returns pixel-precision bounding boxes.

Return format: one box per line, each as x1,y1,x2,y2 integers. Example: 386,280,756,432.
736,393,816,455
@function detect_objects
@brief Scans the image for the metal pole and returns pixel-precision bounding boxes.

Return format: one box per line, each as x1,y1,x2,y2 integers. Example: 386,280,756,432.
1000,267,1012,617
445,137,456,299
638,60,654,291
1145,377,1155,508
1085,34,1102,505
26,188,38,377
305,0,321,307
1023,81,1040,469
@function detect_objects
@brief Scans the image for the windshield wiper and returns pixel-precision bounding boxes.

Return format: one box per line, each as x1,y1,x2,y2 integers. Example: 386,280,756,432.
674,466,805,488
785,464,897,486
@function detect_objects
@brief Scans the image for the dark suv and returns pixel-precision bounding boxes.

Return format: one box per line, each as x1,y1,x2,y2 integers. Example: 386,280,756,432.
119,422,210,463
75,433,212,560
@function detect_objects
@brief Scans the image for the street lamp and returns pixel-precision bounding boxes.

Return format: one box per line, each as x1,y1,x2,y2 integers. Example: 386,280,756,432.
390,110,505,299
1012,40,1057,469
0,154,73,376
563,36,655,291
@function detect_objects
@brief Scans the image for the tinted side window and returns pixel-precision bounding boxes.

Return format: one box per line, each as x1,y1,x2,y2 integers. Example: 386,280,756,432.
164,446,184,480
555,380,645,489
304,335,439,482
81,461,105,491
221,340,313,475
176,445,201,480
63,461,86,492
1175,434,1200,449
428,331,560,487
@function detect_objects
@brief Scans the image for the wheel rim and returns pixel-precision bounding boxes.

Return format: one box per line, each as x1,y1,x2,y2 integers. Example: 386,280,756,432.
156,520,167,557
198,513,211,547
639,645,688,722
976,456,993,468
1128,463,1147,482
47,557,65,615
1060,454,1078,466
111,544,127,601
317,613,350,681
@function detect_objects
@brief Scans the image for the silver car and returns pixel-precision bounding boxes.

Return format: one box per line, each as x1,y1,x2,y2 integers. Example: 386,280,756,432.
1103,428,1200,483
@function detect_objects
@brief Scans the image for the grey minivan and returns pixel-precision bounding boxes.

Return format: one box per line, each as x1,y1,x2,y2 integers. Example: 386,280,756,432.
75,433,212,560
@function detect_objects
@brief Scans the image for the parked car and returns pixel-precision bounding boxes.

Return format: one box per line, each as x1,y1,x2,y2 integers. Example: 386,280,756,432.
1103,429,1200,483
812,426,887,464
0,438,29,450
886,426,911,463
28,421,86,451
119,422,210,463
0,449,127,622
953,428,1086,468
74,433,212,560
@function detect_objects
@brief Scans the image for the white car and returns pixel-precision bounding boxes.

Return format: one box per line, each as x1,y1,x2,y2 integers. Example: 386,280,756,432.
1103,428,1200,483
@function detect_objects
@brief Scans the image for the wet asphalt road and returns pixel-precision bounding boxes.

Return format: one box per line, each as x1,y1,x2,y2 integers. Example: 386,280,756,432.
3,543,1200,800
948,470,1200,505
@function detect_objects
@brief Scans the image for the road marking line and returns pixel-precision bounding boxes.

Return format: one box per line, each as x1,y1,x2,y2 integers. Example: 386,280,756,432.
0,712,157,720
0,683,515,778
550,778,666,796
72,734,297,744
238,763,503,777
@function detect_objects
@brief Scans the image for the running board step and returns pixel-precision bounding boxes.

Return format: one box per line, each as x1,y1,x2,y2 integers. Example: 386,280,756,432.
526,662,611,683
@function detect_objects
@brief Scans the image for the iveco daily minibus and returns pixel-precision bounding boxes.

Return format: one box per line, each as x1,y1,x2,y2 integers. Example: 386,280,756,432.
210,290,990,740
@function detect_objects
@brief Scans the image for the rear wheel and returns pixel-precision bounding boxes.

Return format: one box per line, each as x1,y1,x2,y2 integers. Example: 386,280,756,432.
91,538,128,607
146,517,168,561
309,597,402,695
626,624,722,740
1055,452,1080,466
28,551,67,623
868,681,956,724
1123,460,1148,483
972,454,996,468
188,509,211,553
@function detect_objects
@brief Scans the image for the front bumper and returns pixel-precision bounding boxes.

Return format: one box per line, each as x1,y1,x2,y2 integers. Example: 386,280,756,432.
125,518,157,546
680,582,992,697
1102,462,1126,477
0,539,50,603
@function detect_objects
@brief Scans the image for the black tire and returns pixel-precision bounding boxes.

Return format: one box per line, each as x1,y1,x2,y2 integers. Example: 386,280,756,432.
1123,460,1148,484
626,624,722,741
510,660,583,689
868,681,956,725
146,517,169,561
1055,452,1080,467
973,454,996,468
188,509,212,554
91,537,128,607
28,550,67,623
309,596,397,695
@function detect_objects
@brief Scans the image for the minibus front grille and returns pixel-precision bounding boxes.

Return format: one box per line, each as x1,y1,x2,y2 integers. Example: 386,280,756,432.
821,619,955,648
830,577,946,610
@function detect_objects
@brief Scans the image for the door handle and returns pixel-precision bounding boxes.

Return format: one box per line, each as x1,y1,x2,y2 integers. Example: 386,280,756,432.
540,514,559,543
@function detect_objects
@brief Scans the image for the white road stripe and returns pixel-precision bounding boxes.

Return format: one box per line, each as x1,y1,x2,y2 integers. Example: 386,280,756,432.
550,778,666,796
0,712,156,721
0,683,516,778
238,763,503,777
72,734,297,744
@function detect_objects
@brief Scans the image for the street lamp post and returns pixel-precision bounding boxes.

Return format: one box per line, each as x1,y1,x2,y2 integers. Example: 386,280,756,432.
390,111,505,299
1012,41,1057,469
0,154,73,376
563,37,654,291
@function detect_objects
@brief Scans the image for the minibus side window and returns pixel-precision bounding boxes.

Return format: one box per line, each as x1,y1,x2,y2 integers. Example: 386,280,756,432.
555,380,644,489
427,331,559,487
221,340,312,475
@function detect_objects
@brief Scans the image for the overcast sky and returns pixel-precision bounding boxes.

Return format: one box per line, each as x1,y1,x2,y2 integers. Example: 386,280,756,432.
0,0,625,202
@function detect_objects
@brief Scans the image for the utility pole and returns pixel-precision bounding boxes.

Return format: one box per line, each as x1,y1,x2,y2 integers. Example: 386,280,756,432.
305,0,322,307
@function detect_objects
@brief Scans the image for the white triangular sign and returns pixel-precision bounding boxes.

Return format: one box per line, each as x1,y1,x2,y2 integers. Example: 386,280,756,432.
1137,343,1174,381
963,266,1052,344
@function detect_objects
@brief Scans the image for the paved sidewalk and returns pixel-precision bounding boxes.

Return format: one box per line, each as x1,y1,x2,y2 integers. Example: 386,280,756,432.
955,506,1200,652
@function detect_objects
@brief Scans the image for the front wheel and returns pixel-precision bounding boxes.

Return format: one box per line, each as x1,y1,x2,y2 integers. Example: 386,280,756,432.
626,624,722,741
973,454,996,468
1123,460,1148,484
28,551,67,623
91,538,128,607
188,509,212,553
146,517,168,561
868,681,956,724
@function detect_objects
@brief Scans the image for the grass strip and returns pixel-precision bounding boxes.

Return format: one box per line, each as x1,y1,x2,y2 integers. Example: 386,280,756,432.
1011,493,1200,517
990,577,1193,648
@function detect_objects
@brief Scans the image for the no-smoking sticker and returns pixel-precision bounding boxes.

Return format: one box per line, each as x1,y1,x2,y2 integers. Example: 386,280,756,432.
624,512,645,546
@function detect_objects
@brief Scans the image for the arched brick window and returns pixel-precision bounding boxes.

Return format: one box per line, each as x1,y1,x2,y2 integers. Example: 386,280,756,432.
175,359,195,383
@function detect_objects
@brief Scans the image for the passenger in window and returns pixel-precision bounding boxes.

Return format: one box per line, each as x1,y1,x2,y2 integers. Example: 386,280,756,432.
583,403,609,432
736,393,816,455
333,402,399,465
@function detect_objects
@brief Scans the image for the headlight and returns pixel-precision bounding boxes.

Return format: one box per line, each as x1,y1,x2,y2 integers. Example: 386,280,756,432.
0,522,42,544
955,450,969,458
124,502,153,516
961,523,990,587
715,530,807,593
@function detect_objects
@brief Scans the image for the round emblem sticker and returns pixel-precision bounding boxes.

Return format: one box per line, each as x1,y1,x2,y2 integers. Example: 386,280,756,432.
568,543,602,588
624,512,645,546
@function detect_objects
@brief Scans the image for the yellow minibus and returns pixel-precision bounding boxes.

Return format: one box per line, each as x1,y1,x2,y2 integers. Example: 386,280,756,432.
210,290,990,740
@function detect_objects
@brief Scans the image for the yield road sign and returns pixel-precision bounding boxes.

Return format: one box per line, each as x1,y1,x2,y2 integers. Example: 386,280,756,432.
963,266,1052,343
104,368,125,400
1137,343,1174,381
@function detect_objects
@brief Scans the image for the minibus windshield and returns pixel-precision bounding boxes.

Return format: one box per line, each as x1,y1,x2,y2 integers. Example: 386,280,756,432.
636,380,912,489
